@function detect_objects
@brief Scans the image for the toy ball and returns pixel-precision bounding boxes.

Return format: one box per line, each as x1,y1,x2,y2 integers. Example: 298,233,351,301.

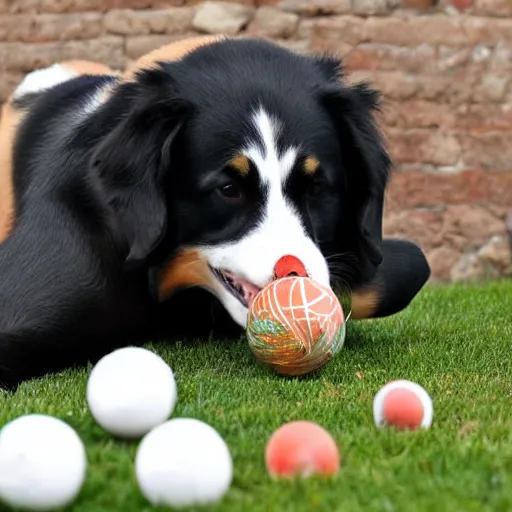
0,414,87,511
246,275,346,376
373,380,433,430
265,420,340,478
135,418,233,508
87,346,177,439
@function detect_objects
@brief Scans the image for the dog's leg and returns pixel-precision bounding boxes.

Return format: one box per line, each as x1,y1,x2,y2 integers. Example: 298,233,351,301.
351,239,431,319
0,204,141,390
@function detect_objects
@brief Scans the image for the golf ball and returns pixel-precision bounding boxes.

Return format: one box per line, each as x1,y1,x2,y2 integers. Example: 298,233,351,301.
135,418,233,508
373,379,433,430
0,414,87,511
87,346,177,438
265,420,340,478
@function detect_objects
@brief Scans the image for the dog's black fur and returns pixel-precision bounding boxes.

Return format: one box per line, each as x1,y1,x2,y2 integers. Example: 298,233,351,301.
0,38,430,389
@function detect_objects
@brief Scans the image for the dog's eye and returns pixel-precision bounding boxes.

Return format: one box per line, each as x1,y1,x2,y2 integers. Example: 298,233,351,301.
218,182,243,202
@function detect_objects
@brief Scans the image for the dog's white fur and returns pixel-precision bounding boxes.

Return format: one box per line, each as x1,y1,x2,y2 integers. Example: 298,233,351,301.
13,64,76,100
200,107,331,327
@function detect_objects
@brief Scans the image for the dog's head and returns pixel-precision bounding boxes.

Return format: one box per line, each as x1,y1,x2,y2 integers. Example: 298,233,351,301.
92,37,390,328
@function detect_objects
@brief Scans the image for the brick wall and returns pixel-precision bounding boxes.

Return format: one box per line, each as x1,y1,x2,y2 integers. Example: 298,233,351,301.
1,0,511,282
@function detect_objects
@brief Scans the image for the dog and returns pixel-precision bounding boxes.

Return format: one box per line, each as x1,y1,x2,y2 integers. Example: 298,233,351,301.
0,35,430,389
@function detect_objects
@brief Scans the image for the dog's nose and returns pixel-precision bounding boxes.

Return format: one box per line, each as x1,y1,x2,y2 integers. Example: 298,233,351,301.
274,255,308,279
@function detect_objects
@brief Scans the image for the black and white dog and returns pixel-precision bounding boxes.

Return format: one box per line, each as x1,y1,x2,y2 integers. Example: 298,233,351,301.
0,35,430,388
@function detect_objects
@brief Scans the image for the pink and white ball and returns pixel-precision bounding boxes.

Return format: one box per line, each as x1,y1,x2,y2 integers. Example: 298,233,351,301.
373,380,433,430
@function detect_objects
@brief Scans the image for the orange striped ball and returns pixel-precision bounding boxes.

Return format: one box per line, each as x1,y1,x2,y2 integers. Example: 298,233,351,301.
246,277,346,376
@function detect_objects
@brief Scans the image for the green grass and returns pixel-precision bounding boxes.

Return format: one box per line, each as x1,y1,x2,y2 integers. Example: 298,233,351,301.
1,281,512,512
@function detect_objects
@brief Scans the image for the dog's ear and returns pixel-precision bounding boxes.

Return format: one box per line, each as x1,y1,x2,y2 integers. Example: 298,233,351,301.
317,62,391,283
91,73,190,268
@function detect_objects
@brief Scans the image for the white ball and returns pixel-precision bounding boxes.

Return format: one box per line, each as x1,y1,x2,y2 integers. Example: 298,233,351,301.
0,414,87,511
135,418,233,508
87,346,177,439
373,379,433,429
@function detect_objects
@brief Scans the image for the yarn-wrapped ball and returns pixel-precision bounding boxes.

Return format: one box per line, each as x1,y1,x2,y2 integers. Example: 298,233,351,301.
246,276,346,376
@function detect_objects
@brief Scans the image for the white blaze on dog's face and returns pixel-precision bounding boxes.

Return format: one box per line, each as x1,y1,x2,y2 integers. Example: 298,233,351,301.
152,38,388,330
199,107,331,327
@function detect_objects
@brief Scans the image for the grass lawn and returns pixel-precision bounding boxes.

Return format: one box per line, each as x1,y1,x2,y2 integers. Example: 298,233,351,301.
1,281,512,512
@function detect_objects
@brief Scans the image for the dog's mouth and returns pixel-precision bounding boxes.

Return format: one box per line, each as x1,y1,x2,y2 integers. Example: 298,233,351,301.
209,265,261,308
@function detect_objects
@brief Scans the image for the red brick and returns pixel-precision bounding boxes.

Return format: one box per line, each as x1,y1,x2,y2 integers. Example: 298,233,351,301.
153,1,187,6
298,16,365,50
384,201,508,282
362,70,477,104
437,46,472,72
1,37,126,72
491,44,512,73
383,209,443,252
363,15,468,46
385,128,461,166
441,205,505,250
278,0,351,15
186,0,254,4
446,0,473,11
362,15,512,47
402,0,436,7
463,16,512,43
0,13,103,43
454,104,512,133
5,0,185,13
37,0,104,13
103,8,194,36
125,32,198,58
427,246,462,280
0,14,33,41
109,0,155,7
472,73,511,102
380,100,456,130
345,43,436,73
246,6,299,38
474,0,512,16
274,38,312,53
352,0,388,15
192,2,256,35
0,72,23,101
461,133,512,171
385,170,512,212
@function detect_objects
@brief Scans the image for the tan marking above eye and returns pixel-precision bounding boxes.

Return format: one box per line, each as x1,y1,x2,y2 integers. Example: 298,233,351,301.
303,156,320,175
229,155,250,176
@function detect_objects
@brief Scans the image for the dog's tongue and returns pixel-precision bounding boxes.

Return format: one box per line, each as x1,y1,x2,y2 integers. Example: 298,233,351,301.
223,270,261,306
243,281,261,307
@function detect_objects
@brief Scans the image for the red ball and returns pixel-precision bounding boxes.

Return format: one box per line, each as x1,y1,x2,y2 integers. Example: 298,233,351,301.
373,380,433,430
265,421,340,478
383,388,424,430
